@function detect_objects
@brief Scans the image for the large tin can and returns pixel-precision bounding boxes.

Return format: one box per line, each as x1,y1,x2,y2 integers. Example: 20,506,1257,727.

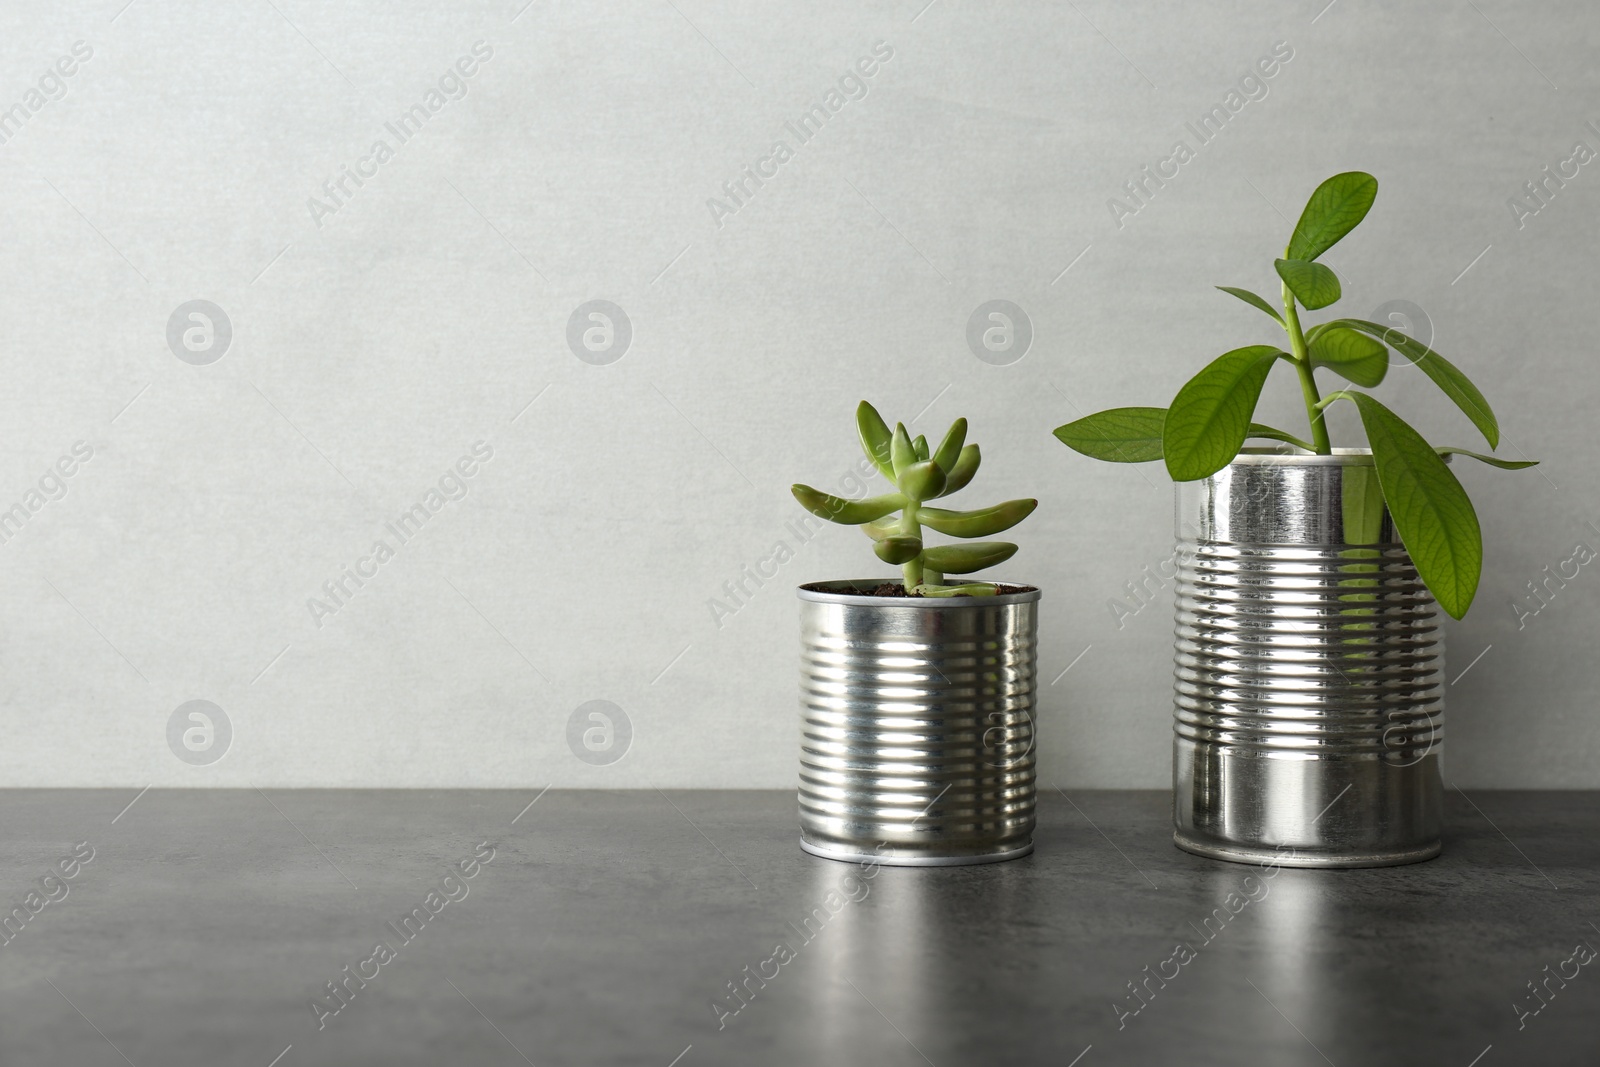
1173,449,1444,867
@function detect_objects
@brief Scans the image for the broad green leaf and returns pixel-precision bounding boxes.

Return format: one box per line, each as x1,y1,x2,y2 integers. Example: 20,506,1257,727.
912,435,929,462
919,582,998,597
1436,448,1537,470
931,418,967,473
1307,326,1387,388
873,534,922,565
791,485,904,525
919,498,1037,538
1053,406,1166,462
937,444,981,496
1244,423,1315,450
922,541,1017,574
897,460,946,501
1340,463,1385,545
1347,392,1482,619
856,401,894,478
1275,258,1341,310
1286,171,1378,262
1216,286,1284,325
890,423,916,478
1163,346,1283,481
1329,319,1499,448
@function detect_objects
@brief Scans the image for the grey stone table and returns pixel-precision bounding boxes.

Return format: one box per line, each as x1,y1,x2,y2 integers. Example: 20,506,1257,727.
0,789,1596,1066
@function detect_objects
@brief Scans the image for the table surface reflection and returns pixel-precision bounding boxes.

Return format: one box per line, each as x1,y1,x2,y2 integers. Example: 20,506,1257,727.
0,788,1594,1065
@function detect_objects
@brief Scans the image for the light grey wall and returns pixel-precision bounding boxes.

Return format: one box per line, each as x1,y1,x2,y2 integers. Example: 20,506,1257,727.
0,0,1594,788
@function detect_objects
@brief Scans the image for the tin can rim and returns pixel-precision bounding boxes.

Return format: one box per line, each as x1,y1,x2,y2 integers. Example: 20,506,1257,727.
1230,446,1373,466
797,579,1040,606
1226,446,1451,467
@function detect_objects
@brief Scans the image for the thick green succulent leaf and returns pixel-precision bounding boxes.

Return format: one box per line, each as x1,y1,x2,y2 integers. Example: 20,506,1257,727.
890,423,916,479
861,515,900,541
931,418,967,473
922,541,1017,574
1216,286,1284,325
1436,448,1537,470
791,484,904,525
897,460,946,502
936,444,981,497
1275,258,1341,310
873,534,922,565
856,401,894,478
1163,346,1283,481
1330,319,1499,449
912,435,929,461
1307,326,1388,388
1053,406,1165,463
1286,171,1378,262
918,582,998,597
1347,392,1482,619
919,498,1037,538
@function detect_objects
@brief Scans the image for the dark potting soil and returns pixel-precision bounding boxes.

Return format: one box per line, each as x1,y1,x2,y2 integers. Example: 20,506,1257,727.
856,583,1039,598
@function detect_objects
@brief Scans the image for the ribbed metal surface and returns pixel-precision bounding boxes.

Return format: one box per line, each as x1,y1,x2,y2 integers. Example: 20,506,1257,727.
1173,451,1444,867
798,580,1038,865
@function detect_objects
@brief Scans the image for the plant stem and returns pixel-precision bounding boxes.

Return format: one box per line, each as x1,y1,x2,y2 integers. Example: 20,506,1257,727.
1282,282,1333,455
899,505,923,592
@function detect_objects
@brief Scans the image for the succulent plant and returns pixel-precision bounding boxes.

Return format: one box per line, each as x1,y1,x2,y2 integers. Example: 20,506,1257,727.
792,401,1036,596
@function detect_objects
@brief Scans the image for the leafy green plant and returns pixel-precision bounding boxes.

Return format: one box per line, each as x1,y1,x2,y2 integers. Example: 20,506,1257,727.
792,401,1036,596
1053,171,1535,619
